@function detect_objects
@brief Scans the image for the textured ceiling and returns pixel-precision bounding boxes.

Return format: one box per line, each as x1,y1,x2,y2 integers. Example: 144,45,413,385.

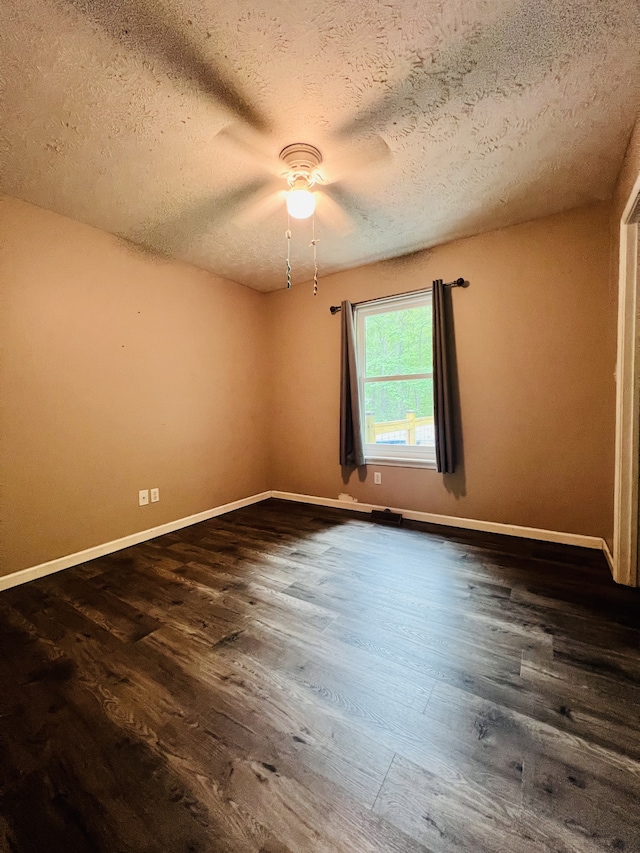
0,0,638,291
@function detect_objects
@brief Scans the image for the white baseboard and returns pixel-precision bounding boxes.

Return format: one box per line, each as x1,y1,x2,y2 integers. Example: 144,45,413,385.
270,490,607,551
0,491,271,593
1,488,612,593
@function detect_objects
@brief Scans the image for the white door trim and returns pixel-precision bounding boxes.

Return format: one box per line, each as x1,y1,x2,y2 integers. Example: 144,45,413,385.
613,172,640,586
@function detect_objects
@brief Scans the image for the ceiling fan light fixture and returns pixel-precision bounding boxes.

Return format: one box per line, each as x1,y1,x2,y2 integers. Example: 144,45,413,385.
279,143,323,291
280,144,322,220
286,186,316,219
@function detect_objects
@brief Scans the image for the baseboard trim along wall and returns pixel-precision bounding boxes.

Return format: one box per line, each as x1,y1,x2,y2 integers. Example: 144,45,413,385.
270,490,608,551
0,491,271,593
2,489,612,592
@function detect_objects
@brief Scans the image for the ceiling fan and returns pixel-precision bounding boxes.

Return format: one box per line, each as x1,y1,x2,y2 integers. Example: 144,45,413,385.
210,124,391,234
68,0,451,267
200,127,391,292
69,0,445,274
73,0,578,281
134,122,392,285
203,130,388,291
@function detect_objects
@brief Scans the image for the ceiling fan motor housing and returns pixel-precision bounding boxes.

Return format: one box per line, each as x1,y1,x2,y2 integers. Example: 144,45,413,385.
279,143,323,187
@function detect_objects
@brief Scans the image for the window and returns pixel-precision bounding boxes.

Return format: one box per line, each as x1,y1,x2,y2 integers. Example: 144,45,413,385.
355,291,436,467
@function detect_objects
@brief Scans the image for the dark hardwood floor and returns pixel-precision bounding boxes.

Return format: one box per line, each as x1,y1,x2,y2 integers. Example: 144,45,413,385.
1,498,640,852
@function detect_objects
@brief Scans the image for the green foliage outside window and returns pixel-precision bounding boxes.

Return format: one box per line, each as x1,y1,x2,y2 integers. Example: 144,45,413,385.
364,306,434,422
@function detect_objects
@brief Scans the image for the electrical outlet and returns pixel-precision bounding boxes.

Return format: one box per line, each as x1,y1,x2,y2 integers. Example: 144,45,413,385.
374,472,382,484
138,489,149,506
150,487,159,503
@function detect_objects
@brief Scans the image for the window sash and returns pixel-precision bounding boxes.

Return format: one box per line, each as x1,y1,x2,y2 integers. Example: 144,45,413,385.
363,373,433,383
355,291,434,464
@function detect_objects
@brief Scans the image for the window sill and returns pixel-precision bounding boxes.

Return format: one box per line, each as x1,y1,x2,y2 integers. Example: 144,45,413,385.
364,456,437,470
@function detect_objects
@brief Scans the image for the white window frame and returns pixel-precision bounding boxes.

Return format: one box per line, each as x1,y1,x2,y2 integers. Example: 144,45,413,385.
355,291,436,469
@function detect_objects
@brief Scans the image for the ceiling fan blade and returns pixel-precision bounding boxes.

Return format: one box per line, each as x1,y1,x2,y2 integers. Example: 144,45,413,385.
333,37,473,140
135,177,273,253
314,190,354,234
235,181,288,224
335,2,564,142
215,124,283,177
319,135,391,185
67,0,270,131
334,82,415,141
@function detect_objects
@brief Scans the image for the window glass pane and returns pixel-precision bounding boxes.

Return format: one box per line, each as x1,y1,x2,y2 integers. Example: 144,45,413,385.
365,306,431,377
363,379,434,446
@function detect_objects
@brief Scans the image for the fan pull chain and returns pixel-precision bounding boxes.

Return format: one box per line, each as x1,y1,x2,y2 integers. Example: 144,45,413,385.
285,213,292,290
311,213,319,296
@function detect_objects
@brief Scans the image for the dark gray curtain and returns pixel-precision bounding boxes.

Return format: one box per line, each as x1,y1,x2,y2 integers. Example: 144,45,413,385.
339,300,365,467
433,279,456,473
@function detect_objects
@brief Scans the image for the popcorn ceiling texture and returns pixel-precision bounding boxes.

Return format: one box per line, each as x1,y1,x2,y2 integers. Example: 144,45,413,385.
0,0,638,291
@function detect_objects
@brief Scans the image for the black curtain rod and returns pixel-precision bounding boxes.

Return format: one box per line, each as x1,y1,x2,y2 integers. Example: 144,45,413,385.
328,278,467,314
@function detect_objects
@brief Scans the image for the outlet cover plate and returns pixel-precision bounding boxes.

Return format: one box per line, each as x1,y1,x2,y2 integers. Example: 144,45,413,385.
150,488,159,503
139,489,149,506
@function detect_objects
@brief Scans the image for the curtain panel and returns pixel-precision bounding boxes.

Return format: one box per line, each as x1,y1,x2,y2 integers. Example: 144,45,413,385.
432,279,456,473
339,300,365,467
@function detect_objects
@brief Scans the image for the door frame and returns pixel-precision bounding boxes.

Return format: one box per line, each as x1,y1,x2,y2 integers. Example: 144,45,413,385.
613,171,640,586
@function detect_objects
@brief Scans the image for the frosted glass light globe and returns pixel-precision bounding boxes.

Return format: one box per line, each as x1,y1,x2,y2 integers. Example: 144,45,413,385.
286,188,316,219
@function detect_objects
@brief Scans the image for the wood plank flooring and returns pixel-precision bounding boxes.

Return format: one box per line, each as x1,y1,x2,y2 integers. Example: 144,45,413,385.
1,498,640,852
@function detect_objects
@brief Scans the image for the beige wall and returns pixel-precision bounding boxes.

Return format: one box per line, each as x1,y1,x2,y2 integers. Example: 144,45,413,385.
267,203,616,541
0,196,269,575
0,196,620,575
